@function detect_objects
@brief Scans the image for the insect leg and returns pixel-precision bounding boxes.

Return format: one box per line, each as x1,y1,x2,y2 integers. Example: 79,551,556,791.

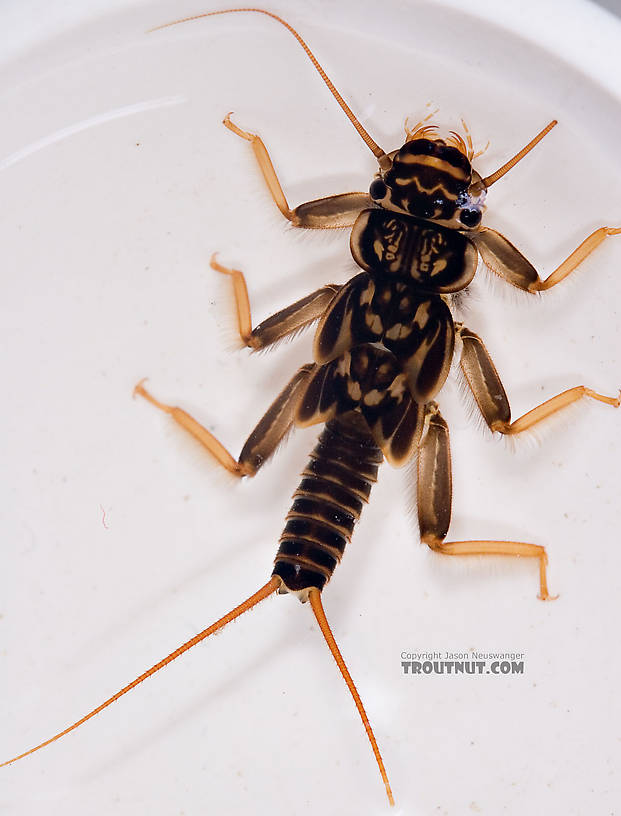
417,402,556,599
210,253,340,349
134,363,315,476
309,589,394,806
457,325,620,434
224,113,371,228
473,225,621,292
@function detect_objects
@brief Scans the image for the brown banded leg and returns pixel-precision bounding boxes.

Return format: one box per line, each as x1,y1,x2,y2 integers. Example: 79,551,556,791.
134,363,315,477
473,225,621,292
457,325,621,434
210,253,340,349
417,402,556,600
223,113,371,228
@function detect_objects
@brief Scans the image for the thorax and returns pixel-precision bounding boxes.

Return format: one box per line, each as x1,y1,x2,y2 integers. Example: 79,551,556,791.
350,207,477,294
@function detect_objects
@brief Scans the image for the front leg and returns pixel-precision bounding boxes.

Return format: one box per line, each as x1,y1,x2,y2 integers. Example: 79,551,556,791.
224,114,371,228
472,225,620,292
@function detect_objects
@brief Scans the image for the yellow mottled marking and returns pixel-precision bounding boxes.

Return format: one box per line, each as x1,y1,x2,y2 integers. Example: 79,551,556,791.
336,355,350,377
413,301,431,330
385,323,413,341
365,313,383,334
348,381,362,401
430,259,448,276
363,389,384,406
389,376,408,401
359,283,374,306
396,153,469,181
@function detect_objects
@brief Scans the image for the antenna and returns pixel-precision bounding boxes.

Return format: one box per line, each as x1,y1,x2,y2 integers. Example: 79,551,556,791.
150,8,389,167
483,120,557,187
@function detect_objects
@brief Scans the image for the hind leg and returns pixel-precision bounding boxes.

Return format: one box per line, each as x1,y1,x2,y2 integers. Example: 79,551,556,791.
417,402,556,600
134,363,314,477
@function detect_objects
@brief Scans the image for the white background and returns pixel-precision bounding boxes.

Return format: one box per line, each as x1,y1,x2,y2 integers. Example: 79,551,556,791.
1,1,620,814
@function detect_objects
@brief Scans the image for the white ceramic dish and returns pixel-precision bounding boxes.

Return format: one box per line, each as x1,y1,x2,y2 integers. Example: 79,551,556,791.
2,1,620,814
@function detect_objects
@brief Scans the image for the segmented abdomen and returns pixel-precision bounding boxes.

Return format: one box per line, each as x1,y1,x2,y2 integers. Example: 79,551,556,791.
272,413,382,594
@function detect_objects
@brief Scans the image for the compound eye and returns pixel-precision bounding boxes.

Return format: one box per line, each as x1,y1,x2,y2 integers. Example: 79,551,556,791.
459,208,482,228
369,178,387,201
